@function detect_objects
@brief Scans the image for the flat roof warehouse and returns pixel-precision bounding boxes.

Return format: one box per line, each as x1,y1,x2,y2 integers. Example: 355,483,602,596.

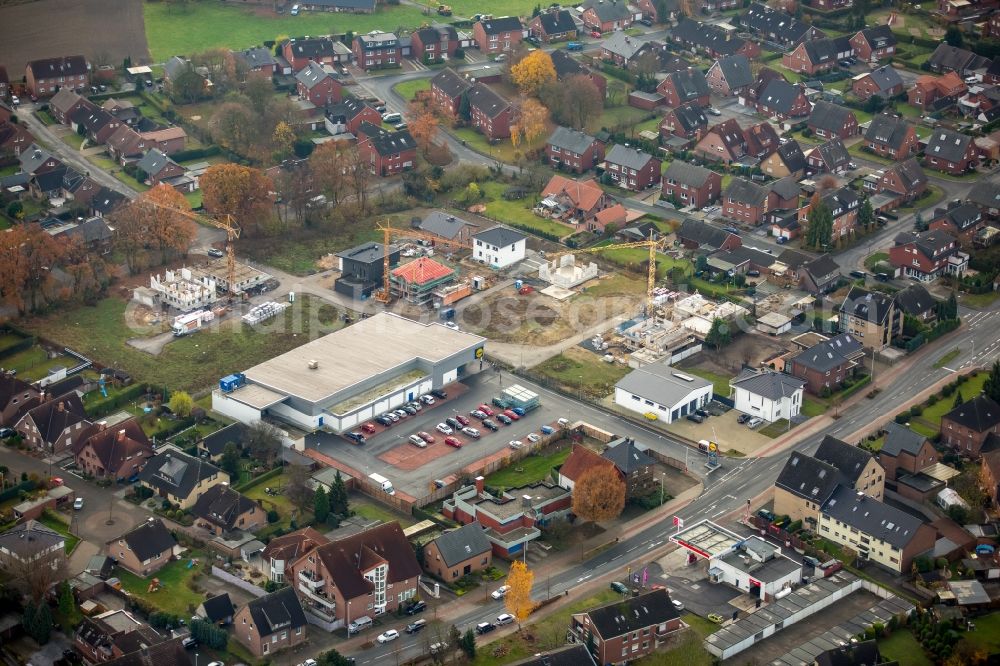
242,312,486,404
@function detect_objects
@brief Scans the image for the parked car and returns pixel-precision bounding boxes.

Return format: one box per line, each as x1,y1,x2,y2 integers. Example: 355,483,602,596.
182,637,197,649
478,404,494,416
756,508,776,522
491,585,510,600
526,433,540,443
497,414,513,425
482,420,499,431
361,423,377,434
610,581,628,594
409,434,428,448
496,613,514,626
290,3,300,13
590,29,601,37
695,408,710,418
418,431,435,444
405,619,427,634
446,417,462,429
476,622,496,635
429,642,448,655
406,600,427,615
672,599,684,611
639,17,653,25
462,427,481,439
849,270,867,279
444,436,463,448
455,414,470,426
540,425,554,435
377,630,399,644
707,613,724,624
503,409,520,421
746,417,764,429
393,409,408,419
402,405,417,415
508,440,523,449
566,41,583,50
207,248,225,258
557,418,569,427
436,423,453,435
471,410,487,420
686,413,704,424
421,395,436,405
511,407,525,417
408,401,422,411
737,413,751,424
431,389,448,399
346,432,366,443
705,106,721,116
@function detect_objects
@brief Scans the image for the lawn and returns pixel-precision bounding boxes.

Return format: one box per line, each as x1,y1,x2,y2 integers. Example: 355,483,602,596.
408,0,539,18
485,443,573,488
351,498,415,527
681,367,732,396
393,78,431,101
899,185,945,213
960,290,1000,308
62,132,85,150
802,397,827,418
143,2,432,62
589,245,692,280
116,556,209,616
848,143,895,166
451,126,550,164
879,630,934,666
239,217,382,275
479,181,576,239
864,252,889,271
934,348,961,369
19,295,341,392
532,346,632,399
471,588,621,666
915,372,987,429
184,189,204,209
39,511,80,555
594,105,648,133
961,611,1000,654
2,346,80,382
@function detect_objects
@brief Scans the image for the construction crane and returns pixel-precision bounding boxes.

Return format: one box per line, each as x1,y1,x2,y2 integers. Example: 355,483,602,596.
135,199,241,299
374,219,473,304
546,230,666,314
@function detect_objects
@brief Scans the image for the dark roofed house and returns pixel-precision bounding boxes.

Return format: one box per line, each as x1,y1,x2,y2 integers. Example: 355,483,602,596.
138,448,228,509
529,9,578,42
191,484,261,536
662,161,723,208
546,126,604,173
198,422,247,461
851,25,897,62
775,451,844,521
0,375,41,427
787,332,863,394
325,97,382,136
423,522,493,580
838,285,901,351
507,646,598,666
135,149,191,191
743,3,824,46
415,210,479,244
656,68,711,109
107,518,179,576
888,228,967,281
352,31,400,71
929,43,992,76
570,589,681,665
806,138,852,174
466,83,513,141
865,114,919,161
602,438,656,497
730,369,806,423
295,62,343,109
0,520,65,571
808,101,859,140
924,128,978,175
197,593,235,625
894,283,938,324
15,392,90,455
604,144,661,192
798,253,841,294
754,79,811,119
706,54,753,96
722,177,769,225
233,586,307,657
72,420,153,481
473,16,524,54
550,50,607,99
878,422,938,491
235,46,278,79
671,18,760,59
929,199,984,246
411,25,459,62
282,37,342,72
782,37,851,75
581,0,635,32
26,55,89,97
853,65,904,101
941,394,1000,457
694,118,747,164
430,67,473,116
356,122,416,176
762,140,808,179
660,103,709,141
876,157,928,206
676,218,741,251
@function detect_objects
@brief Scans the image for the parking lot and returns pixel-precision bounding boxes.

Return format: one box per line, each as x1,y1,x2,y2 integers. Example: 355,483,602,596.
665,408,775,456
306,370,573,499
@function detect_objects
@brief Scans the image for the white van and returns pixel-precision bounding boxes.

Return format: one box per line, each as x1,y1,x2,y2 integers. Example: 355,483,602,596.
368,473,395,495
408,434,428,448
348,616,373,634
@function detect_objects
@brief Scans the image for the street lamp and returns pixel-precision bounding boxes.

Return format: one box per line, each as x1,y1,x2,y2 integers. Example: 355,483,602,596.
659,474,665,506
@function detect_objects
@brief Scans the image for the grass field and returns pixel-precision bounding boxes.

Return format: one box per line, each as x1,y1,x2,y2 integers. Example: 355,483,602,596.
595,105,650,133
351,498,416,527
899,185,945,213
934,348,961,369
918,373,987,427
39,511,79,555
864,252,889,271
408,0,539,18
480,181,575,239
878,630,934,666
485,443,572,488
960,290,1000,308
393,78,432,101
532,347,632,398
240,220,382,275
62,132,85,150
143,2,432,62
451,126,550,164
961,611,1000,654
2,346,80,382
116,556,208,616
682,367,732,396
802,397,827,418
20,296,340,392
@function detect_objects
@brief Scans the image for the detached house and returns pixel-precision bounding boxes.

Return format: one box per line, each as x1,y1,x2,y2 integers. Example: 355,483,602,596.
878,422,938,489
571,589,681,666
941,394,1000,456
730,369,806,423
808,101,858,140
838,286,901,351
662,161,722,208
929,200,985,245
675,218,741,252
762,140,807,179
909,72,968,111
138,448,228,509
474,16,524,54
422,522,492,581
754,79,811,120
353,32,400,71
295,62,343,108
889,228,968,282
782,37,852,76
558,444,619,491
234,46,278,80
282,37,344,72
356,122,416,176
706,54,753,97
602,437,657,498
136,149,193,192
411,26,459,63
551,49,608,98
797,253,842,294
928,43,991,76
656,68,711,108
659,103,708,141
191,484,261,536
541,174,615,221
286,522,421,623
529,9,578,43
580,0,636,32
604,144,660,191
864,115,918,161
107,518,179,576
924,128,978,175
852,65,904,101
872,157,928,207
49,89,89,124
234,587,307,658
0,376,41,427
26,55,89,97
722,177,769,225
546,126,604,173
466,83,512,141
850,25,897,62
15,393,90,455
798,186,860,239
430,67,472,116
72,420,153,481
894,283,938,325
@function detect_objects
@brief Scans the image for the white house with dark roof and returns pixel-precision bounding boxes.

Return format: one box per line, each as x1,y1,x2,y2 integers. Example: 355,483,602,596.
614,364,713,422
472,225,526,268
730,369,805,423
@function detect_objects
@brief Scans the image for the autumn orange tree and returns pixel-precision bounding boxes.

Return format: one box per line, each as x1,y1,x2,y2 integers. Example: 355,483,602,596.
572,465,626,523
504,560,536,625
112,184,196,273
510,49,557,96
407,93,440,154
200,163,274,237
511,97,549,147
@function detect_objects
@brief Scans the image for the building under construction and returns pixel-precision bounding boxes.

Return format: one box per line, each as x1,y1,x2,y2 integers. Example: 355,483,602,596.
390,257,456,305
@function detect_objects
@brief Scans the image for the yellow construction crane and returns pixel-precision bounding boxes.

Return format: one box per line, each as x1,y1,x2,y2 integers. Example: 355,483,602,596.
374,219,473,304
547,230,666,314
135,199,241,298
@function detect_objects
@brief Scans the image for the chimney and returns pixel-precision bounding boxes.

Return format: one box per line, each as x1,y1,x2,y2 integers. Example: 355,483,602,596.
98,421,107,431
475,475,485,493
117,429,126,442
522,494,533,508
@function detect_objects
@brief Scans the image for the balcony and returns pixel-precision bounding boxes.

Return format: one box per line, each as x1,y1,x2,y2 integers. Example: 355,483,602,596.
298,569,325,592
298,583,337,610
303,602,337,623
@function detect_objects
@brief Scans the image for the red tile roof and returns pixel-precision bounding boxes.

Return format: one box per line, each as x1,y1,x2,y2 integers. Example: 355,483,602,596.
391,257,454,285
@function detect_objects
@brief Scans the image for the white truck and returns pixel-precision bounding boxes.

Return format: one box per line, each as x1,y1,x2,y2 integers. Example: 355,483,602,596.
368,473,395,495
172,309,215,336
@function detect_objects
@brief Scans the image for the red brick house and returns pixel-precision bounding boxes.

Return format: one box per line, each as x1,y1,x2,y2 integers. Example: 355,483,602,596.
662,161,722,208
0,376,41,428
25,55,89,97
139,127,187,156
706,54,753,97
466,83,512,141
79,107,123,145
72,420,153,481
286,522,421,622
743,121,781,159
864,115,918,161
676,218,742,251
353,32,400,71
473,16,524,55
356,122,417,176
694,118,747,164
15,393,90,456
233,587,308,658
754,79,810,120
49,89,89,125
588,203,628,233
852,66,904,101
422,522,492,581
234,47,278,79
282,37,340,72
928,201,984,246
877,422,938,487
325,97,382,135
604,144,660,191
659,103,708,141
908,72,968,111
541,174,615,220
411,26,459,62
782,37,851,76
808,101,858,140
850,25,897,62
551,50,608,99
925,128,979,175
798,186,861,240
656,68,711,109
105,126,148,164
580,0,635,33
571,589,681,665
671,18,760,60
888,228,968,282
135,149,192,191
442,477,571,557
787,333,864,394
528,9,578,43
722,177,769,225
295,62,343,108
546,126,604,173
941,395,1000,457
107,518,179,577
743,3,825,47
430,67,472,116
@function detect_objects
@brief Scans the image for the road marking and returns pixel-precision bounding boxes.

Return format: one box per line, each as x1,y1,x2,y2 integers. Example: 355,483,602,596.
577,574,592,583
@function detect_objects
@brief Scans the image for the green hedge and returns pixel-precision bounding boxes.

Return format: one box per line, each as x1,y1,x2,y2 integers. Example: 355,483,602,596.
171,146,221,163
86,383,149,419
0,334,36,361
234,466,282,493
0,480,36,504
505,221,563,242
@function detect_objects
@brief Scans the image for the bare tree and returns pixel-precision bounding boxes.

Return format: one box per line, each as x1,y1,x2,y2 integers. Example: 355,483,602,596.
246,420,282,468
285,464,314,515
3,552,68,603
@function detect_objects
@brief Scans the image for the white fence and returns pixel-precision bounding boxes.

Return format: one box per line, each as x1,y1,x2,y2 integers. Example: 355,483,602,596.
211,565,266,597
